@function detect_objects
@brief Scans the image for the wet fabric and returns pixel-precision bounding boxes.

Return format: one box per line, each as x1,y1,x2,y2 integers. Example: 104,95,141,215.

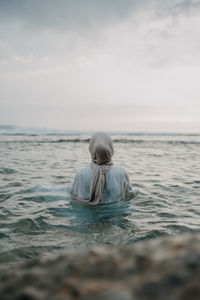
70,166,134,204
88,132,114,204
71,132,115,205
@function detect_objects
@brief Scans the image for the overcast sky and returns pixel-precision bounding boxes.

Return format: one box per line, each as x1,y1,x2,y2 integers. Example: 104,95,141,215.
0,0,200,132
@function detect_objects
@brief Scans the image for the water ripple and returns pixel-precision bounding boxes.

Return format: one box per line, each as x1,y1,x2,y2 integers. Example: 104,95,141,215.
0,133,200,268
0,167,17,174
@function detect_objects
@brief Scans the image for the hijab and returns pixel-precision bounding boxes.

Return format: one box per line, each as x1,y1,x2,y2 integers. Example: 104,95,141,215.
71,132,114,205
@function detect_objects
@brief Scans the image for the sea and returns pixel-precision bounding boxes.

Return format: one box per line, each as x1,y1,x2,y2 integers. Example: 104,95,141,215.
1,126,200,270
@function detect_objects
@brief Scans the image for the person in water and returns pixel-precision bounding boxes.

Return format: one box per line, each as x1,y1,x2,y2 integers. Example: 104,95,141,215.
70,132,135,205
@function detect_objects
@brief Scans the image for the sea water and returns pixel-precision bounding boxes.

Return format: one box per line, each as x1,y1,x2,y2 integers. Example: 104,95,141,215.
0,130,200,269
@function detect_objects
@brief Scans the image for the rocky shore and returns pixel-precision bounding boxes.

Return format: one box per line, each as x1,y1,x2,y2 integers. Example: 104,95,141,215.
1,233,200,300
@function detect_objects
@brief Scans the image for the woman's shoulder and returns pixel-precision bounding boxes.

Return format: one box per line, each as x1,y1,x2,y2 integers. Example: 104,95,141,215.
110,165,127,174
108,166,128,178
76,167,91,177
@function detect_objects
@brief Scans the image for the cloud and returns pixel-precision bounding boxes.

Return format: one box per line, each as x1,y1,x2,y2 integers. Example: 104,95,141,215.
0,0,199,33
0,0,200,131
1,0,200,59
0,0,137,32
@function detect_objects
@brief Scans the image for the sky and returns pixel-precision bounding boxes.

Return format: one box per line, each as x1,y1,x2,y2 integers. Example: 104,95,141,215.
0,0,200,132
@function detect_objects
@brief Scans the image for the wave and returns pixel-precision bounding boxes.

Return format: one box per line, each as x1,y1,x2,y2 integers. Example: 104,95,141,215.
1,138,200,145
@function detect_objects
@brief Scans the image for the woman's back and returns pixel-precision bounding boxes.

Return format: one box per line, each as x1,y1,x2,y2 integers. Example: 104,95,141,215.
70,132,137,205
70,165,133,204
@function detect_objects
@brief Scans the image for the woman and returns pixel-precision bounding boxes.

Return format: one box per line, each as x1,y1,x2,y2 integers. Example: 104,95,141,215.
70,132,135,205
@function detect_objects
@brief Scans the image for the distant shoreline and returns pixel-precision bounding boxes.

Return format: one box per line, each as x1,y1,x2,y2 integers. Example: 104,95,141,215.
0,125,200,136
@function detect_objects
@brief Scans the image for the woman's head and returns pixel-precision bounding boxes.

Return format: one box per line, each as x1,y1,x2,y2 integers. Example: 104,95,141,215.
89,132,114,165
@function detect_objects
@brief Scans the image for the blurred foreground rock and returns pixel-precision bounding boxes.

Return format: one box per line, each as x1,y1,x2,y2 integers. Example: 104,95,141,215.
1,234,200,300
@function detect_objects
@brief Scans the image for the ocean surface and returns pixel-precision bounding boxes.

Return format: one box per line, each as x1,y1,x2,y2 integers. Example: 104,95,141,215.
1,128,200,269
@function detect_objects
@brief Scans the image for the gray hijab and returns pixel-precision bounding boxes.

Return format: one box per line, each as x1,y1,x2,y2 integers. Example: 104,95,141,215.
72,132,114,205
